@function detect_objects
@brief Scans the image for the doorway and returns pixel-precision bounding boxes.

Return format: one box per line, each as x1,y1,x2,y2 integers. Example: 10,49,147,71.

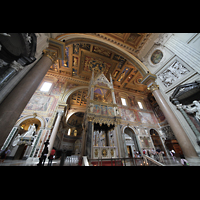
127,146,133,158
165,139,183,156
150,129,166,155
124,127,140,154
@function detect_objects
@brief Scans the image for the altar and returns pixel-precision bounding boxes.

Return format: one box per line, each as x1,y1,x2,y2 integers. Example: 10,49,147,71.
93,146,117,159
83,70,122,159
17,136,35,146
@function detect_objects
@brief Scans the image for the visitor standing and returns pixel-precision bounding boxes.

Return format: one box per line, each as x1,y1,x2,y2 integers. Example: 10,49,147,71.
150,148,155,159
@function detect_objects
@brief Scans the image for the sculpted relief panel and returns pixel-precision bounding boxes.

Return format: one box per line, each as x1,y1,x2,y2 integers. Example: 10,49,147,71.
158,60,189,88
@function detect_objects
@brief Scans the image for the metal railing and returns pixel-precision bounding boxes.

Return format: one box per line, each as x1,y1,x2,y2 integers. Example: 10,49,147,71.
83,156,147,166
79,154,185,166
143,155,165,166
143,155,183,166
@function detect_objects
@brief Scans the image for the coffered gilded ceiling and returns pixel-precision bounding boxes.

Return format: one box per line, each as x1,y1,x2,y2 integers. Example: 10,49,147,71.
95,33,153,56
47,33,153,94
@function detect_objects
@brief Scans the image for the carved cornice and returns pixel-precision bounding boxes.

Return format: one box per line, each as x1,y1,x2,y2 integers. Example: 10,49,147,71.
86,113,121,126
141,73,157,86
43,38,66,64
46,72,89,85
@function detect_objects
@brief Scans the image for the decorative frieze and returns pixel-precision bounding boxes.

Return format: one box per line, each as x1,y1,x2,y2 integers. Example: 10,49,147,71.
158,60,189,88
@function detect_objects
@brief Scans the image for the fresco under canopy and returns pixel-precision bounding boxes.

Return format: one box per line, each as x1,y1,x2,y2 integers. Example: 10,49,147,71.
94,87,112,103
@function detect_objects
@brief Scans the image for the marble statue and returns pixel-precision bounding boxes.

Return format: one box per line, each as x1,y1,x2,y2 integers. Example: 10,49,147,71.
183,101,200,121
23,124,36,137
12,134,21,146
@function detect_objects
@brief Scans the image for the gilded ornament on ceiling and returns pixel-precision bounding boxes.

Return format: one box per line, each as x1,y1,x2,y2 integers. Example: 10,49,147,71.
92,46,112,58
84,56,111,74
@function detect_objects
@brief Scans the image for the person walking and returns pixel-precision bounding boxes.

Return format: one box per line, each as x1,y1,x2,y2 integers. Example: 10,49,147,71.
48,147,56,166
37,139,49,166
150,148,155,159
159,151,164,163
142,149,146,155
180,154,189,166
0,147,10,163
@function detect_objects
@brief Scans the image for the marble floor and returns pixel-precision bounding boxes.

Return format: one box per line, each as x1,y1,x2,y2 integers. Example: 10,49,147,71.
0,155,80,166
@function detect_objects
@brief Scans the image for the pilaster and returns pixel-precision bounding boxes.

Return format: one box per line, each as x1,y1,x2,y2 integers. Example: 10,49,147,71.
165,35,200,74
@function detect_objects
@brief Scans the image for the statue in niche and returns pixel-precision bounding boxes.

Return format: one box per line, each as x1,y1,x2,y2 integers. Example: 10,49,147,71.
115,108,120,116
23,124,36,137
183,101,200,122
74,130,77,136
12,124,36,146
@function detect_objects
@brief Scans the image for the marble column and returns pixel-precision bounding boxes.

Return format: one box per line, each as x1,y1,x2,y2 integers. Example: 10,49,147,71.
85,120,93,159
48,110,64,157
0,53,55,148
80,128,86,157
146,80,200,165
115,125,126,158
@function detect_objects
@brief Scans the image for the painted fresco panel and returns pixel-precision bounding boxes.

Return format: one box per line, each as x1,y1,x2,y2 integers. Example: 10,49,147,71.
93,104,101,114
119,107,136,122
25,95,53,112
101,105,108,115
107,106,114,116
51,80,65,95
138,111,155,124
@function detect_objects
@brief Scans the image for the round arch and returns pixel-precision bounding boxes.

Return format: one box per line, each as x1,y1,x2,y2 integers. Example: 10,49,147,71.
66,108,86,122
56,33,149,77
62,85,88,103
150,128,166,155
15,114,46,129
122,125,138,135
122,125,141,157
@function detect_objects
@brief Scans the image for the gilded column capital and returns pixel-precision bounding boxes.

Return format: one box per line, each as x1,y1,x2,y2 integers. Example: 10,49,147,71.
57,110,64,116
141,73,157,86
147,82,159,92
141,72,159,92
43,49,58,64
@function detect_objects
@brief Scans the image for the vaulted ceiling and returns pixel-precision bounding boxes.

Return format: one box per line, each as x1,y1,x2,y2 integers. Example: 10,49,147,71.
47,33,154,94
